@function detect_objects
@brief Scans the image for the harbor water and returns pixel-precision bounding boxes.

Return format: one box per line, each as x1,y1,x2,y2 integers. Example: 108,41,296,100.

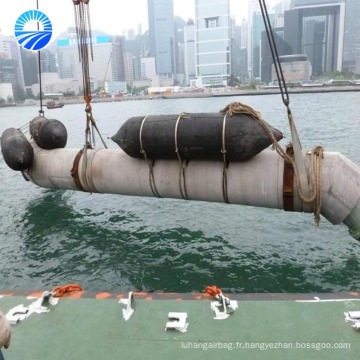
1,92,360,293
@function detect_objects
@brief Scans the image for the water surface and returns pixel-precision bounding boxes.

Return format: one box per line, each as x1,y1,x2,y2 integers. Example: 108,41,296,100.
1,92,360,293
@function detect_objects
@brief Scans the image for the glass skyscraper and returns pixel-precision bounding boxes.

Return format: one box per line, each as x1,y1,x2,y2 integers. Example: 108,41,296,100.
148,0,176,76
195,0,231,86
343,0,360,73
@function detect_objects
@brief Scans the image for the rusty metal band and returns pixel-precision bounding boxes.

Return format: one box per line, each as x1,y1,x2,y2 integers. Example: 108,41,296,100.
283,145,295,212
71,149,88,192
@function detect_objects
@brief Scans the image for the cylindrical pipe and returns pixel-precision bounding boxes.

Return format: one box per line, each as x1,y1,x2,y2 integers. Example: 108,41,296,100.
26,145,360,240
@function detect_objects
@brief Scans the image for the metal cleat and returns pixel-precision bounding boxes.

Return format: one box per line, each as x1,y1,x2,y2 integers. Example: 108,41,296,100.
6,305,29,325
165,312,188,333
344,311,360,331
119,292,134,321
6,291,58,325
211,293,238,320
29,291,59,313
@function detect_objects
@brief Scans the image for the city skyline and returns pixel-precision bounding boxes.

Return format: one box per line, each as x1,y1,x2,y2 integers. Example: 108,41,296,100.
1,0,360,102
0,0,280,42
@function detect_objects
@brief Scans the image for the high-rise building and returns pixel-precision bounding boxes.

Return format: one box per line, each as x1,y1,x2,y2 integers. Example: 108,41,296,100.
125,32,150,80
240,19,248,50
148,0,176,76
20,48,38,87
141,57,156,79
0,34,25,92
127,29,136,41
124,52,135,85
0,59,17,91
138,24,143,36
343,0,360,73
261,27,292,82
231,18,242,82
175,16,187,77
248,2,275,79
285,0,345,75
184,20,196,85
57,30,125,85
40,49,57,73
247,0,260,79
195,0,231,86
111,36,126,82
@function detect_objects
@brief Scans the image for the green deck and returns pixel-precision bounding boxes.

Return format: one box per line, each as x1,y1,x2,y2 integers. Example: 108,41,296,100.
1,295,360,359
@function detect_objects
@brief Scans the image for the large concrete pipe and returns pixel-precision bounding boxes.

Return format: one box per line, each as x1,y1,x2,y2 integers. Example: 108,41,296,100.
25,144,360,240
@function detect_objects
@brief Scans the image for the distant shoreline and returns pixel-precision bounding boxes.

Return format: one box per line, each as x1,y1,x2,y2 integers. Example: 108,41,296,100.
11,84,360,108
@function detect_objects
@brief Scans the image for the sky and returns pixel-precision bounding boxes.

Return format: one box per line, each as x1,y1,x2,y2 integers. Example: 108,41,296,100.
0,0,279,44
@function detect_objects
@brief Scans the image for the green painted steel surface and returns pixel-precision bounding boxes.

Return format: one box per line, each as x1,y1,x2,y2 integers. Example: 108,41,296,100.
1,296,360,359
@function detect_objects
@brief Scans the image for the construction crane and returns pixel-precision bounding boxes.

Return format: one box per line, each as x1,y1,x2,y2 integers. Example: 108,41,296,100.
99,52,112,98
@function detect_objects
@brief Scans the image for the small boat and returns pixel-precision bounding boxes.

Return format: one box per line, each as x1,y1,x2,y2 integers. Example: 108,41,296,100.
46,100,64,109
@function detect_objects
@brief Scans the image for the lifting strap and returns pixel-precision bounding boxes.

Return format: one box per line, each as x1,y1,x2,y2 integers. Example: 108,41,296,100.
139,116,161,198
174,112,190,200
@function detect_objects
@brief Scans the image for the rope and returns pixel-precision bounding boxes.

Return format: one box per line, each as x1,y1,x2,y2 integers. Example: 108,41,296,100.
52,284,82,298
257,0,324,225
259,0,290,107
139,116,161,198
221,102,324,226
73,0,107,185
221,112,230,204
174,112,190,200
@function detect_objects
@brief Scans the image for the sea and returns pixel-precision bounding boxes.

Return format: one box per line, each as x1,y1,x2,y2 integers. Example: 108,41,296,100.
1,92,360,294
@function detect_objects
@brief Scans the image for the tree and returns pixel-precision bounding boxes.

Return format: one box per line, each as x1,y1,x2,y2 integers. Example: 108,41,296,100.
13,87,26,102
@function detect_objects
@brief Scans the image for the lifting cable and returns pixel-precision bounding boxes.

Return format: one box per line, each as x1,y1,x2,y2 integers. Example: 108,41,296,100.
36,0,44,117
258,0,324,226
139,116,162,198
72,0,107,192
174,113,190,200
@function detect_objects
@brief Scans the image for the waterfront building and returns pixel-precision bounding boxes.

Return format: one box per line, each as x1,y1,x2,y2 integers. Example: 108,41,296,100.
141,57,156,79
177,43,185,83
286,0,346,75
175,16,187,79
0,34,25,93
247,0,276,79
247,0,260,79
125,31,150,81
20,48,38,87
271,54,312,82
231,19,242,82
40,49,57,73
124,52,135,86
148,0,176,76
342,0,360,73
239,19,248,82
104,81,127,95
240,19,248,51
31,73,82,96
261,27,292,82
184,20,196,86
195,0,231,86
57,30,125,85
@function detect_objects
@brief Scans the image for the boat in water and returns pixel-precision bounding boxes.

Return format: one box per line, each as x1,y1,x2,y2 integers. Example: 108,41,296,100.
46,100,64,109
